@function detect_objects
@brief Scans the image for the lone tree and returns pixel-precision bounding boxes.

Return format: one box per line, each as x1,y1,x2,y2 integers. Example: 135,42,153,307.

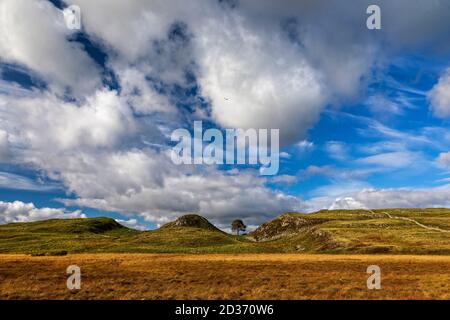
231,219,246,236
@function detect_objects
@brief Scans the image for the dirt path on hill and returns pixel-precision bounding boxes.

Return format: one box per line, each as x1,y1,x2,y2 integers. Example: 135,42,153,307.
365,209,450,233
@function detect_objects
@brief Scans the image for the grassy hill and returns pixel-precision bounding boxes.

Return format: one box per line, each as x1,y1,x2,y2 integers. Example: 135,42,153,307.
0,217,139,255
250,209,450,254
0,209,450,255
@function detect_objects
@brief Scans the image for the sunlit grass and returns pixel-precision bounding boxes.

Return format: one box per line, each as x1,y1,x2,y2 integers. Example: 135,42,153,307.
0,253,449,300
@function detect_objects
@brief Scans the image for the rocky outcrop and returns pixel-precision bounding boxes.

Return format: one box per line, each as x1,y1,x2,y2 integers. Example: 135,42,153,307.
249,214,325,242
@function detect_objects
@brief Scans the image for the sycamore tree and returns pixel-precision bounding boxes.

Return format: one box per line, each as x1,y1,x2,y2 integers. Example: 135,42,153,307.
231,219,246,236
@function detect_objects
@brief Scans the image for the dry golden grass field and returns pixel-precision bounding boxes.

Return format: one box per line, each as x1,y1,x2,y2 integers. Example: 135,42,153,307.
0,253,449,300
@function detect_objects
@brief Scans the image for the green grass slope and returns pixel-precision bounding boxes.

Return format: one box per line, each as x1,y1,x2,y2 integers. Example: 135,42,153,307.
249,209,450,254
0,209,449,254
0,217,139,255
0,215,251,254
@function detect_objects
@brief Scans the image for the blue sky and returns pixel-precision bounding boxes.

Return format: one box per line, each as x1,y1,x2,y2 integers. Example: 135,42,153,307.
1,0,450,230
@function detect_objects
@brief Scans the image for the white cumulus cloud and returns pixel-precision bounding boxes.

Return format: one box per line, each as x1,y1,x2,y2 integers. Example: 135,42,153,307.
428,68,450,118
436,152,450,168
329,197,367,210
1,0,450,227
0,0,102,96
304,186,450,212
0,200,85,224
